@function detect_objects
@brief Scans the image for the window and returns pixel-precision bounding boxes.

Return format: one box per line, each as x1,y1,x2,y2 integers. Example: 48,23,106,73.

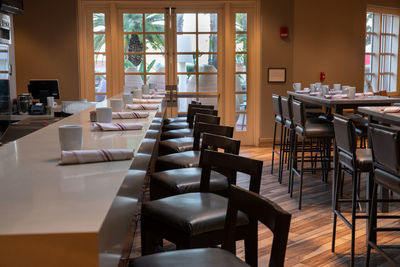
93,13,107,102
364,9,400,93
235,13,247,131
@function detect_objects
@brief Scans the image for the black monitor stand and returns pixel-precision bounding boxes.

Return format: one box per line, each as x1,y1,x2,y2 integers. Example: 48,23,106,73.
39,90,48,106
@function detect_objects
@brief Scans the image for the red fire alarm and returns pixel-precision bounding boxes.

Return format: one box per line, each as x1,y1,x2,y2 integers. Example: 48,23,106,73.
320,72,326,82
280,26,288,39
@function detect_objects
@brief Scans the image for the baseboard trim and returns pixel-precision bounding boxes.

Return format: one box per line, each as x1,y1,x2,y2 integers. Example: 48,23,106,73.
259,137,278,147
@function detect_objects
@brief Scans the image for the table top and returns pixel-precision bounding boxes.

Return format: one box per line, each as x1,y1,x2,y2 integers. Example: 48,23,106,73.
358,106,400,125
0,97,157,235
287,91,400,106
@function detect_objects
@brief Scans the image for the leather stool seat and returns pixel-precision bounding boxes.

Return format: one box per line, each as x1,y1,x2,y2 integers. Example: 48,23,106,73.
151,167,229,199
150,123,162,131
153,117,163,123
145,129,160,139
129,248,248,267
156,151,200,171
159,137,195,155
338,149,373,172
162,122,190,131
138,138,156,154
142,193,249,235
374,168,400,192
164,117,187,125
161,128,193,140
296,121,334,137
130,153,151,171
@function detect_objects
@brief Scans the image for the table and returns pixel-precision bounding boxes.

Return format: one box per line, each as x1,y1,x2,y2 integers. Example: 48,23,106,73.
0,96,164,267
358,106,400,125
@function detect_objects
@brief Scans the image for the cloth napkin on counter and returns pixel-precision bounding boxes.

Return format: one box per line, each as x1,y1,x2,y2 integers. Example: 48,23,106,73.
142,94,164,99
91,122,143,131
112,111,149,119
60,149,134,165
132,98,162,104
381,106,400,113
125,104,159,110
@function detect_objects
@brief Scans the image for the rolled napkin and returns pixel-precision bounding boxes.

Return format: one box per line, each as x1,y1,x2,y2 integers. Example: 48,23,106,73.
355,93,364,97
91,122,143,131
381,106,400,113
60,149,134,165
112,111,149,119
125,104,159,110
364,92,374,96
143,94,164,99
132,98,162,104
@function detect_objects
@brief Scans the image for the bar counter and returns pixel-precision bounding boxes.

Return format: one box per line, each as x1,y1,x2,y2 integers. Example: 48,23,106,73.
0,97,162,267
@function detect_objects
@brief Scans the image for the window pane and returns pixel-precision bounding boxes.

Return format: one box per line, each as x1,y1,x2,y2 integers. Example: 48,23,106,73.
236,74,247,91
177,54,196,73
236,54,247,72
146,75,165,91
235,113,247,131
125,74,144,89
236,34,247,52
364,74,373,91
94,34,106,52
199,54,217,72
198,97,218,109
365,34,373,53
380,35,393,53
177,34,196,52
366,12,374,31
236,13,247,32
178,98,197,113
379,74,392,91
199,74,217,92
146,54,165,73
124,55,143,73
95,75,106,93
178,74,196,92
95,95,107,102
236,94,247,111
145,14,165,32
145,34,165,52
198,34,217,52
123,13,143,32
198,13,217,32
380,55,393,73
124,34,143,52
94,54,106,73
177,13,196,32
365,54,372,73
93,13,105,32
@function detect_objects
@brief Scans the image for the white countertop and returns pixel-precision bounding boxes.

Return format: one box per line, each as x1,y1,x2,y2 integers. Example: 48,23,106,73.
0,99,156,235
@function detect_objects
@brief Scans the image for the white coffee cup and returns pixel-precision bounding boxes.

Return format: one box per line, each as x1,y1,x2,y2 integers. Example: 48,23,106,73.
314,82,322,89
59,125,83,151
149,83,156,90
110,99,123,112
333,84,341,91
293,83,302,91
347,87,356,99
47,96,54,108
122,93,133,105
96,107,112,123
132,89,142,99
142,84,150,94
321,85,329,96
310,84,316,93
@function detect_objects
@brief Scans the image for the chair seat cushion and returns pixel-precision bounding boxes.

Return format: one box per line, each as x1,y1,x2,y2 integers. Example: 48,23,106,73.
375,168,400,194
142,193,249,235
164,117,187,125
159,137,194,155
338,148,373,172
138,138,156,154
129,248,249,267
296,121,334,138
145,129,160,139
151,167,229,198
162,122,190,131
150,123,162,131
161,128,193,140
156,151,200,171
152,117,163,123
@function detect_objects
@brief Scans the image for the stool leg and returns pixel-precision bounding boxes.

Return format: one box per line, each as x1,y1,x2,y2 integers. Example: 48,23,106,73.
288,130,294,193
290,135,298,197
299,138,305,210
271,121,277,174
365,182,378,267
350,169,358,267
332,162,342,252
278,125,286,184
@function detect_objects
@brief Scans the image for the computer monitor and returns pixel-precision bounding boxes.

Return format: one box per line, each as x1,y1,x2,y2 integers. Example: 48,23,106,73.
28,80,60,105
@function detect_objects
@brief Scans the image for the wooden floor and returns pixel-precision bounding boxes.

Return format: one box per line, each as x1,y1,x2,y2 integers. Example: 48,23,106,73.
129,146,400,266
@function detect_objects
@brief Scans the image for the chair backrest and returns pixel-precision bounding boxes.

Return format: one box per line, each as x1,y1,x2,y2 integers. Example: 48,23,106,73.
223,185,291,267
291,99,305,127
281,96,292,122
369,123,400,174
333,114,357,157
200,150,263,194
272,94,282,117
193,122,234,150
194,113,220,126
188,107,217,128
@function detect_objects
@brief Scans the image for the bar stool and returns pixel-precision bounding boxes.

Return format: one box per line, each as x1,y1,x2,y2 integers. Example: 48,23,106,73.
162,104,214,132
163,100,201,125
130,185,291,267
156,122,234,172
290,99,334,209
271,94,283,179
366,123,400,266
150,133,240,200
141,150,263,256
280,96,295,189
331,114,373,267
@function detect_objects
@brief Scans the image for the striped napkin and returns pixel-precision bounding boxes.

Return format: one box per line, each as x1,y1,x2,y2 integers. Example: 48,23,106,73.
91,122,143,131
381,107,400,113
125,104,159,110
143,94,164,99
112,112,149,119
132,98,162,103
60,149,134,165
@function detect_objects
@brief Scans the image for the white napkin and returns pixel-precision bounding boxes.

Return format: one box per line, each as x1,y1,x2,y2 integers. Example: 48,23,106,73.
132,98,162,104
364,92,374,96
143,94,164,99
112,112,149,119
91,122,143,131
381,107,400,113
125,104,159,110
60,149,134,165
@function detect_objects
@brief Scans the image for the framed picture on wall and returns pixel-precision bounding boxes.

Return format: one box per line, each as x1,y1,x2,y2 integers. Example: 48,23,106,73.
268,68,286,83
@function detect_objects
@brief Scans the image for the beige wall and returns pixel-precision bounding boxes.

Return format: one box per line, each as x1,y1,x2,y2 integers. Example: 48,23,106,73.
13,0,79,101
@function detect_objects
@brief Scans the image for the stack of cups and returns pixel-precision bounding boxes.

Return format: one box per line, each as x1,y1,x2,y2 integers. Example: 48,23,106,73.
123,93,133,105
